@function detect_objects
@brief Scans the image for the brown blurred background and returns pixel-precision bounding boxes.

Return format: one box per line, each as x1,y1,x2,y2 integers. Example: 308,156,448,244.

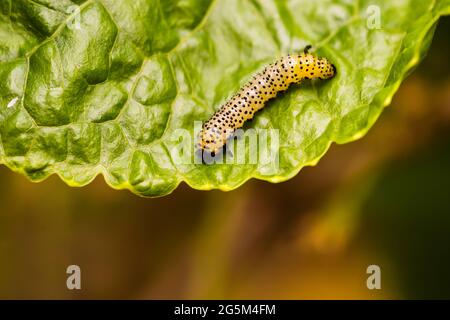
1,17,450,300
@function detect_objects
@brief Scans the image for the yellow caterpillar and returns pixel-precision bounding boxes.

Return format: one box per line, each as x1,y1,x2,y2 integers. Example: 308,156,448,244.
199,46,336,156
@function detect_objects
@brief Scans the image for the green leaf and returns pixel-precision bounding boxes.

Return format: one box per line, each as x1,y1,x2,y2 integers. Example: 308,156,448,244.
1,0,449,197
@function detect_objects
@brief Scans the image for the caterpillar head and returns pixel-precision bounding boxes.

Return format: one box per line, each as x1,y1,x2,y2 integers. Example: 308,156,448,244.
198,123,224,156
319,59,336,80
302,45,336,79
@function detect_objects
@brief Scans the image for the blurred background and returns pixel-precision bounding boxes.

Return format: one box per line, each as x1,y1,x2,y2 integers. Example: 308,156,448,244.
1,17,450,300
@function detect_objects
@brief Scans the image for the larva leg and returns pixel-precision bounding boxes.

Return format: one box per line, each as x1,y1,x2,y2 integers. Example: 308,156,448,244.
304,44,312,54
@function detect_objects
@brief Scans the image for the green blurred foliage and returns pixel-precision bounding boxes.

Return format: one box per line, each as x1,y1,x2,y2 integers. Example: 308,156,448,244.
362,137,450,298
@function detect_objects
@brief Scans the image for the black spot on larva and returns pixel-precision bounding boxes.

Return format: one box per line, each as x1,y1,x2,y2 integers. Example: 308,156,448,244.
199,53,336,153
